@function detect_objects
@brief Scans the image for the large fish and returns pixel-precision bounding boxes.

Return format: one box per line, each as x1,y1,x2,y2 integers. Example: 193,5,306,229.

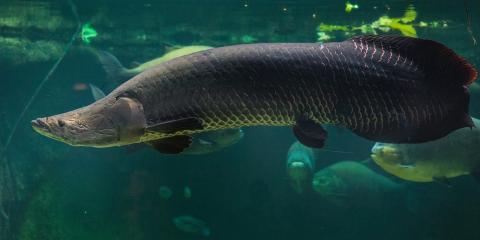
32,36,477,153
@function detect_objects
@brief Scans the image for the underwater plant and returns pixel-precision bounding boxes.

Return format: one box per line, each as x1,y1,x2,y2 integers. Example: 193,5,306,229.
316,5,449,42
0,2,67,30
345,2,359,13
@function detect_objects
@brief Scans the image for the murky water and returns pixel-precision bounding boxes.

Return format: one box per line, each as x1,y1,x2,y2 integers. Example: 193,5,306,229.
1,1,480,239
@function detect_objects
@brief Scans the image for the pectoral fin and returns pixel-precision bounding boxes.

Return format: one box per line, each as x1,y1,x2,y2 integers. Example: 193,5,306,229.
146,117,203,134
146,135,192,154
292,116,328,148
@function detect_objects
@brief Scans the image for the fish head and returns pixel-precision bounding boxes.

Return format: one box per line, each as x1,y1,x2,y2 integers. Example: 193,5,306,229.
370,142,406,166
32,97,146,147
287,161,312,193
312,169,346,198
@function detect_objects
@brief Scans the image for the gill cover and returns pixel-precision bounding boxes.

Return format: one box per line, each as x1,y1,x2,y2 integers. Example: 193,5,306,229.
112,97,146,142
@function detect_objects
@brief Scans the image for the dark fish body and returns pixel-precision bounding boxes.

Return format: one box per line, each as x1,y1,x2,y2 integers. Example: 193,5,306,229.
31,36,477,151
114,36,475,142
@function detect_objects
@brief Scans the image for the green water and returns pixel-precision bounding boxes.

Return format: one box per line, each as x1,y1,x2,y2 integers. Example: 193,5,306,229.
1,0,480,239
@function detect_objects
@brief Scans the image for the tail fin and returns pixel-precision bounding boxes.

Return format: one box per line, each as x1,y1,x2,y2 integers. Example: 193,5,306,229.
349,35,478,87
95,50,133,83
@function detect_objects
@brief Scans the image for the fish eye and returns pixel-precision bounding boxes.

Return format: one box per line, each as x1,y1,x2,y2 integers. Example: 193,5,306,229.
58,119,65,127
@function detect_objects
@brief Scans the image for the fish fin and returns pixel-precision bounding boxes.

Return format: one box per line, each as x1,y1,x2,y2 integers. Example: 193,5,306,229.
292,116,328,148
349,35,477,87
88,83,106,101
95,50,133,83
145,135,192,154
146,117,203,134
433,176,452,188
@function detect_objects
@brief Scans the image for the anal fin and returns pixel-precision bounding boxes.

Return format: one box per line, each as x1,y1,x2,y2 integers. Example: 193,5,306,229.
146,117,203,134
293,116,328,148
146,135,192,154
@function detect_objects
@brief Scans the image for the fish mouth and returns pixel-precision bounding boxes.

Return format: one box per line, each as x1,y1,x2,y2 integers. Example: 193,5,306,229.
31,118,65,142
31,118,50,135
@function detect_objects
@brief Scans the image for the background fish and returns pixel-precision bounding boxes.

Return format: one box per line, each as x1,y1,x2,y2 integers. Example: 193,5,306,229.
158,186,173,200
183,128,244,155
286,141,316,193
371,117,480,182
312,161,404,207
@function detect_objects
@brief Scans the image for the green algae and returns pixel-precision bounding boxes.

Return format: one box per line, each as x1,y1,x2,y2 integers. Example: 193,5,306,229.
316,5,450,42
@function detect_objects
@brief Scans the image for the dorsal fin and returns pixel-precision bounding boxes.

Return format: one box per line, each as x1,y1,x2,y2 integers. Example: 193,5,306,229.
349,35,478,87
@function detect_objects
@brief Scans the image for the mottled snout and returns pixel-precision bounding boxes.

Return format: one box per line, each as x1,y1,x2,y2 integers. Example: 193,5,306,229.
31,118,49,132
31,116,66,142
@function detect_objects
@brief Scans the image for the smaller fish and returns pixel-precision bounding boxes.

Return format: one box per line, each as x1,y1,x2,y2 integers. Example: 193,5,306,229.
183,186,192,199
371,118,480,182
158,186,172,200
286,141,316,193
96,45,212,82
312,161,403,207
173,215,210,237
182,128,244,155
